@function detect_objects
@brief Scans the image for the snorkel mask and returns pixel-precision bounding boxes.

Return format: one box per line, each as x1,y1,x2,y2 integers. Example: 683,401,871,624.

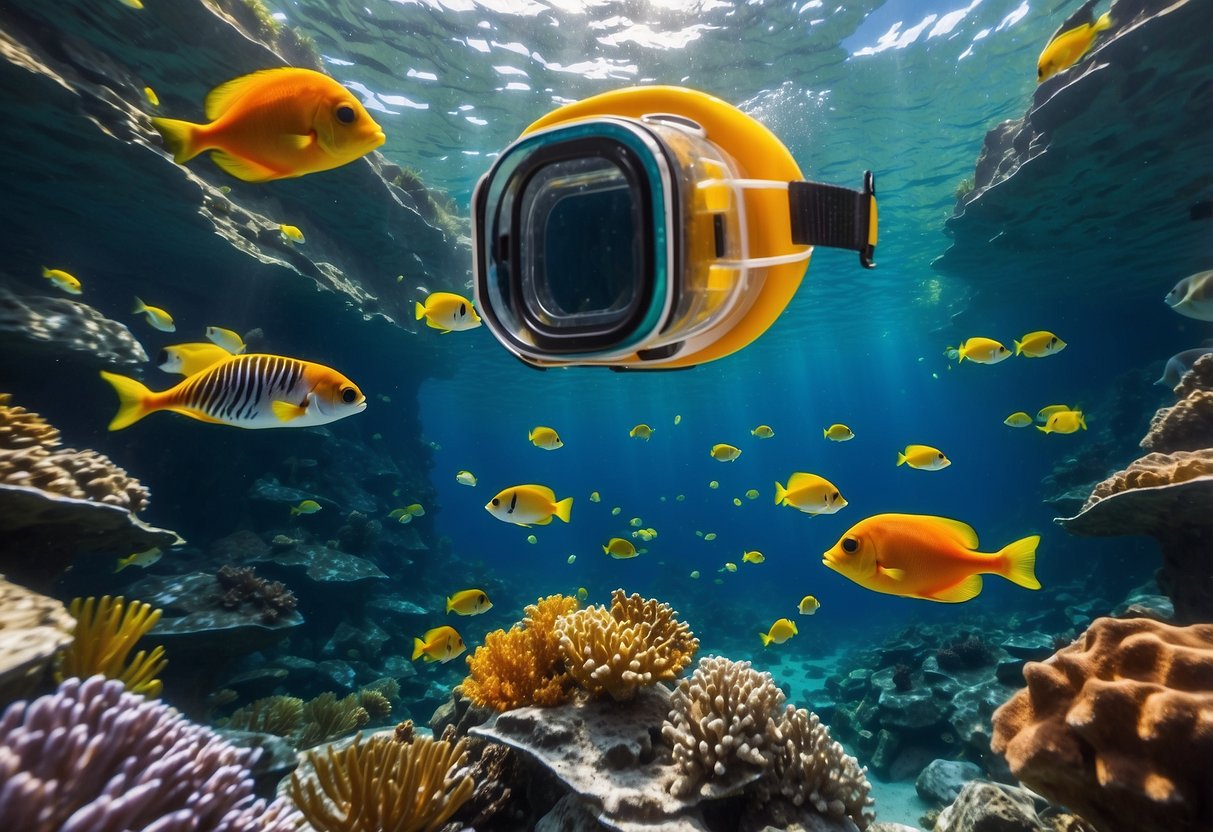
473,86,877,370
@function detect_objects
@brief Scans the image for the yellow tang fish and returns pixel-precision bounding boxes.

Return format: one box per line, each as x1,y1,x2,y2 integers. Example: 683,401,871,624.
611,507,622,516
798,595,820,615
41,267,82,295
629,424,654,440
456,470,477,486
99,354,366,431
589,491,601,502
719,562,737,573
529,426,563,450
823,513,1040,603
745,489,760,500
1038,409,1087,434
388,508,409,519
1164,270,1213,321
897,445,951,471
151,67,385,182
411,626,465,663
114,547,162,573
1014,331,1066,358
751,425,774,438
689,570,700,579
446,589,492,616
484,484,573,527
158,342,233,376
119,0,143,9
1037,0,1113,83
526,534,538,544
742,550,764,564
577,587,589,601
710,443,741,462
1036,404,1072,423
824,424,854,442
629,517,643,528
143,86,159,106
567,554,576,564
603,537,638,559
1004,412,1034,428
733,498,742,507
405,503,425,517
708,481,719,489
279,224,305,243
760,618,797,647
206,326,247,354
674,414,682,425
704,532,718,541
415,292,482,333
775,472,847,515
290,500,321,516
133,297,175,332
950,337,1010,365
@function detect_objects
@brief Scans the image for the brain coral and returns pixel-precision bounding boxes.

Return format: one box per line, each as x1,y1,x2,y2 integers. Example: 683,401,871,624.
991,616,1213,832
557,589,698,702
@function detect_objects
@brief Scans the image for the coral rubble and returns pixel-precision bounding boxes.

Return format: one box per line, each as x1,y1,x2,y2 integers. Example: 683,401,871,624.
217,564,299,623
991,616,1213,832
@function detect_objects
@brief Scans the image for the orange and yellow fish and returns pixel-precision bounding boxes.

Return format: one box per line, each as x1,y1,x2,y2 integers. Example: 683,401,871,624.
411,626,465,663
100,354,366,431
151,68,385,182
823,513,1040,603
1037,0,1113,83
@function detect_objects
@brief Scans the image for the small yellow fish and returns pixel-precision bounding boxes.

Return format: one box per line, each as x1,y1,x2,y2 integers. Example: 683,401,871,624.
1004,412,1034,428
1014,331,1066,358
1165,270,1213,321
611,507,622,516
775,473,847,515
406,503,425,517
704,532,718,541
456,470,478,486
1038,410,1087,434
629,517,643,528
742,550,764,564
644,528,658,539
675,494,685,502
485,484,573,527
720,562,738,573
41,267,82,295
114,547,162,573
1036,404,1072,423
824,424,855,442
589,491,601,502
133,297,175,332
710,444,741,462
397,512,413,525
142,86,159,106
577,587,589,601
603,537,638,559
798,595,820,615
567,554,576,564
760,618,797,647
291,499,322,516
733,498,742,506
696,530,704,537
415,292,482,333
156,342,232,376
396,275,405,283
629,424,654,440
218,185,232,194
279,224,305,243
388,508,409,519
898,445,951,471
527,534,538,544
1037,0,1113,83
950,337,1010,365
745,489,760,500
119,0,144,9
411,626,465,663
689,570,700,579
528,426,563,450
674,414,682,425
751,425,775,439
204,326,246,354
632,529,655,542
446,589,492,616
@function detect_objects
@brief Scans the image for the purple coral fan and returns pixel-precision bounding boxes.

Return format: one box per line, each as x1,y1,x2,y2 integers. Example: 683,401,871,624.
0,675,303,832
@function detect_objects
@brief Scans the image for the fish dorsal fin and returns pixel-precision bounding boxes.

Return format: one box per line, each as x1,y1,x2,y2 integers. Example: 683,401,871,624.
786,472,822,490
528,484,556,502
929,574,984,603
922,515,979,548
1050,0,1100,42
205,67,301,120
209,149,281,183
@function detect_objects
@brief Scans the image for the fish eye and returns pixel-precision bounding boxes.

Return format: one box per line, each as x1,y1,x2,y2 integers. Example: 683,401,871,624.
341,387,357,403
478,593,486,603
938,453,945,460
491,498,499,506
832,491,840,500
157,349,169,365
842,537,859,554
335,104,357,124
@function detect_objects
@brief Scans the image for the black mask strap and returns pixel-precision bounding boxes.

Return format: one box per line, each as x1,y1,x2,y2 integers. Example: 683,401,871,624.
788,170,877,268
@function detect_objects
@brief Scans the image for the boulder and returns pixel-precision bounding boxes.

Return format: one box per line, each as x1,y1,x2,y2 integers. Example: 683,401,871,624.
915,759,981,807
934,781,1045,832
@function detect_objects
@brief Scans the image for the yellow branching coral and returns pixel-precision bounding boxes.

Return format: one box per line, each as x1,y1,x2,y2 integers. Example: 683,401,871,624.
294,692,370,748
290,731,474,832
557,589,699,702
56,595,166,697
222,695,305,737
461,594,579,712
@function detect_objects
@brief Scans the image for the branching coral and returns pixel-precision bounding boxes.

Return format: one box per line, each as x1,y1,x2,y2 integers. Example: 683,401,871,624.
461,593,579,711
0,675,303,832
294,691,370,748
289,731,474,832
55,595,166,697
221,694,305,737
557,589,698,702
992,616,1213,832
217,564,298,623
358,688,392,721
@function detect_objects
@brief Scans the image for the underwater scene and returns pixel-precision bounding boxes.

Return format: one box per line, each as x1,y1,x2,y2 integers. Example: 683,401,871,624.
0,0,1210,830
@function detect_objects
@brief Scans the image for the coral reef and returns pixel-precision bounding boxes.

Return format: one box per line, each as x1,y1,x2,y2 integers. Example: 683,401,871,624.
0,575,73,703
220,683,395,748
935,635,995,671
557,589,699,702
55,595,167,698
0,287,147,367
462,593,579,712
289,731,474,832
222,694,306,737
891,663,912,692
295,691,372,749
1142,354,1213,451
217,564,299,623
991,616,1213,832
0,675,303,831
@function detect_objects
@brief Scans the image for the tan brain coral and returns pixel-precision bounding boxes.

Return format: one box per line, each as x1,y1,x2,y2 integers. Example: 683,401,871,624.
991,616,1213,832
557,589,698,702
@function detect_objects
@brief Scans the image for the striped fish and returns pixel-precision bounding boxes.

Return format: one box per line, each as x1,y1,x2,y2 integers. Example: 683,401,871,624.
100,353,366,431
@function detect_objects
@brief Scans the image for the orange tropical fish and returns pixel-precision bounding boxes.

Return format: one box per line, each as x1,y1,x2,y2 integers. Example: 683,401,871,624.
151,68,385,182
822,513,1040,603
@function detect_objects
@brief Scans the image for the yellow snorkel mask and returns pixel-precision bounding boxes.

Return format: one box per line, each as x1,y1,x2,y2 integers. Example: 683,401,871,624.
473,86,877,370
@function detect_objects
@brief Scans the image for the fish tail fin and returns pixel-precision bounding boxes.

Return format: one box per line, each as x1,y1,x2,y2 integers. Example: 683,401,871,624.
99,371,153,431
822,428,828,438
759,632,772,647
289,506,300,516
897,452,907,466
1079,412,1087,431
1093,11,1113,33
554,497,574,523
774,481,786,505
445,597,453,614
132,296,147,314
998,535,1041,590
1014,339,1023,356
40,266,52,278
414,301,427,321
411,638,426,661
114,559,128,573
150,117,205,164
